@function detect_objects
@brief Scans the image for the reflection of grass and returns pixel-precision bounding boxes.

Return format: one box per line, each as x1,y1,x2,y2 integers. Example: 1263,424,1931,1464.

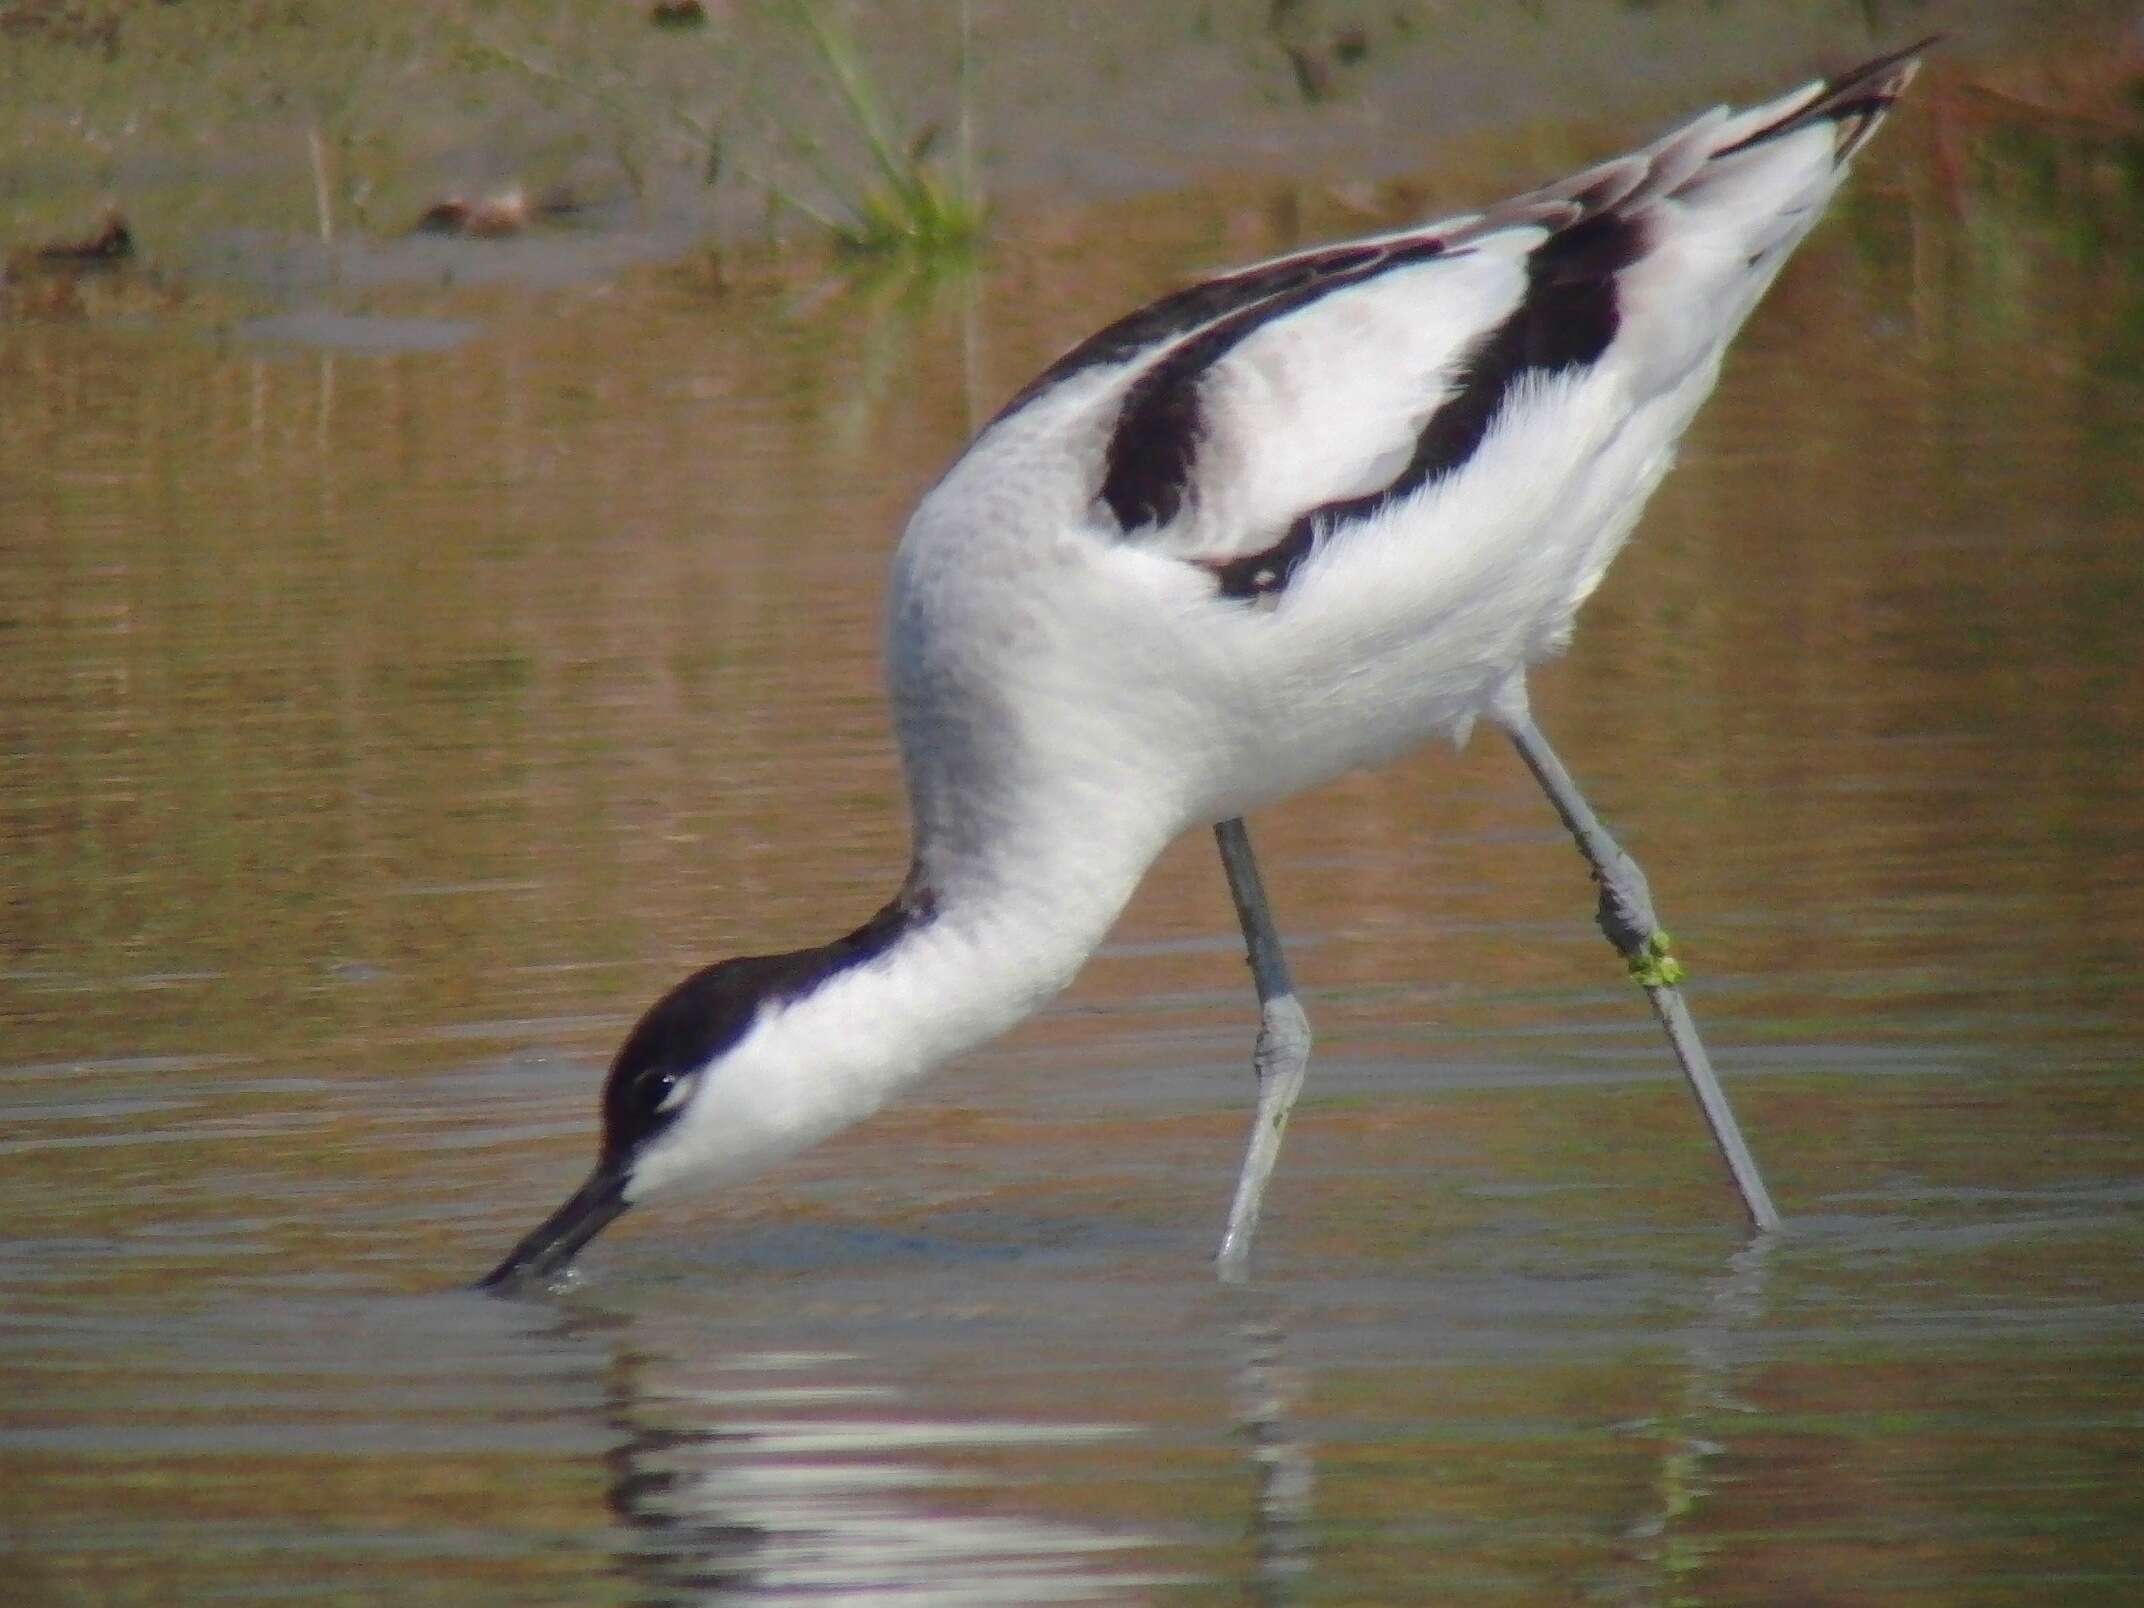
1957,55,2144,268
1902,49,2144,392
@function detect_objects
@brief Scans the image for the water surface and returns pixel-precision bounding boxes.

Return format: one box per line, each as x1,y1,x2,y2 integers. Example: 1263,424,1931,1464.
5,12,2144,1604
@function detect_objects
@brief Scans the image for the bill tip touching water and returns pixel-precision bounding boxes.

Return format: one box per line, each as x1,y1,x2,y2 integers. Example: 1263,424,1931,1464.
478,40,1932,1296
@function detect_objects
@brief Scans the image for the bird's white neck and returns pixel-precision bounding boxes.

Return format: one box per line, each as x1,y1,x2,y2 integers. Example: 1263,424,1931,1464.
628,804,1175,1200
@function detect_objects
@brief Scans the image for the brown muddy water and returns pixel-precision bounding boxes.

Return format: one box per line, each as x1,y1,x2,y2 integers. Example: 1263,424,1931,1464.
6,10,2144,1605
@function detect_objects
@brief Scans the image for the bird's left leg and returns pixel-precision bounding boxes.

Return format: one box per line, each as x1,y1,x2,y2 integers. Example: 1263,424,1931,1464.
1213,816,1315,1280
1495,697,1780,1233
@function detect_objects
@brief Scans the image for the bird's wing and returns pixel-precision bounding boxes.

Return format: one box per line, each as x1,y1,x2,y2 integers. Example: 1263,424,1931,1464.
981,39,1925,599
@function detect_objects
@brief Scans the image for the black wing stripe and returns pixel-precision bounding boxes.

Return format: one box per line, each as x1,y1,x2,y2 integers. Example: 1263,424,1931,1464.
1099,237,1453,532
1208,208,1649,600
988,240,1395,430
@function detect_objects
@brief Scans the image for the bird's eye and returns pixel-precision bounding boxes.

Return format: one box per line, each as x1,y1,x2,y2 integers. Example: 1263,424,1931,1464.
635,1069,679,1116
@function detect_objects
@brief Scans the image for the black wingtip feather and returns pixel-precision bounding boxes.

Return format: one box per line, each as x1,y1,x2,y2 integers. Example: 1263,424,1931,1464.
1714,36,1937,161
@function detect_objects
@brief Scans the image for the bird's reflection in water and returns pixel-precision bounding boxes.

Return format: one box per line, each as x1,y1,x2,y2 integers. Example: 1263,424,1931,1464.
596,1342,1179,1605
1612,1235,1776,1604
1229,1315,1316,1605
535,1248,1784,1602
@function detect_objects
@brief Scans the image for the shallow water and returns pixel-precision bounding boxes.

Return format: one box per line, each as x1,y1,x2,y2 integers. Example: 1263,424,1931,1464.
7,14,2144,1605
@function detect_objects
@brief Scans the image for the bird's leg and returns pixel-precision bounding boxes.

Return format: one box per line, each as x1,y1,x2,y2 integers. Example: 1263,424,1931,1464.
1498,711,1780,1232
1213,817,1315,1280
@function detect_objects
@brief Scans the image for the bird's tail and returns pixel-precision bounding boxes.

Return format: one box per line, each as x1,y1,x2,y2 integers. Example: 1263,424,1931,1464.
1708,36,1933,168
1534,38,1933,389
1660,38,1931,263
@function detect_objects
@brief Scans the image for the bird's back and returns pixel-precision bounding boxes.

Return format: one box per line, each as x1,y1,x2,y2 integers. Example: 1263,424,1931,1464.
891,44,1924,838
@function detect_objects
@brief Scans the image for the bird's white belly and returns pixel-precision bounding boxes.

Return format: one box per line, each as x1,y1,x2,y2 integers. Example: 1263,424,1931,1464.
1174,599,1546,823
1163,385,1694,822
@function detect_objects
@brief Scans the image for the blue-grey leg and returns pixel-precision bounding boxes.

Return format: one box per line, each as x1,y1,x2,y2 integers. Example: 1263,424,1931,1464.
1213,817,1315,1279
1499,711,1780,1232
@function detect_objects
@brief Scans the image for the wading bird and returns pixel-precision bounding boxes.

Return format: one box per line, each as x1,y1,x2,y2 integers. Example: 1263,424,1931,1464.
481,42,1928,1293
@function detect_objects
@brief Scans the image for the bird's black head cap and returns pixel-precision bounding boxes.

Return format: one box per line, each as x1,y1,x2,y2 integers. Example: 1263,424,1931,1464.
478,885,934,1295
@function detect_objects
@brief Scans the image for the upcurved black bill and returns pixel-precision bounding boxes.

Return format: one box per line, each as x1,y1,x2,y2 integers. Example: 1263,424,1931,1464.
477,1163,631,1294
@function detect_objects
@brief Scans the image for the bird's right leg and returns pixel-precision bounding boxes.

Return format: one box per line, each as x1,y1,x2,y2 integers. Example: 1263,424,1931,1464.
1497,704,1780,1233
1212,817,1314,1281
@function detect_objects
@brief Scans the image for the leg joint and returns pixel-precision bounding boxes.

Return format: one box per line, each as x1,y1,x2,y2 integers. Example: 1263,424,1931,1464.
1590,840,1686,986
1258,993,1313,1066
1593,847,1657,955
